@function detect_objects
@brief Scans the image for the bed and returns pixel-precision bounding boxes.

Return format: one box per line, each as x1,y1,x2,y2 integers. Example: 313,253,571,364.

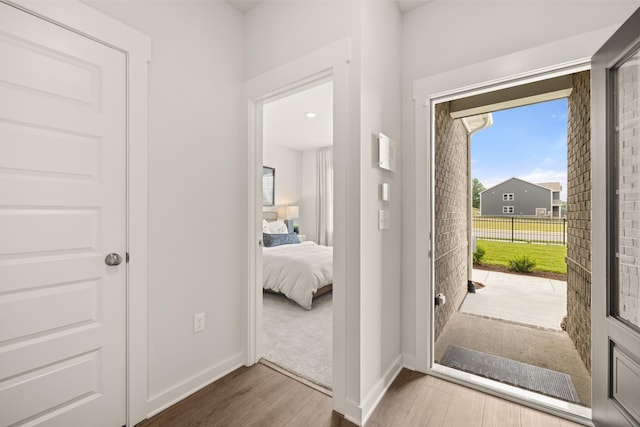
262,216,333,309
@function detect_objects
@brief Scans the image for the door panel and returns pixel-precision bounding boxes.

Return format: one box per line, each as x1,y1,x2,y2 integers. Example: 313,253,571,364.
0,3,126,426
612,345,640,421
0,120,101,179
592,6,640,427
614,46,640,331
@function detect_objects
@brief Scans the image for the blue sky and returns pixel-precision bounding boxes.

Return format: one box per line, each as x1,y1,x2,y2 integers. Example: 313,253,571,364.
471,98,568,200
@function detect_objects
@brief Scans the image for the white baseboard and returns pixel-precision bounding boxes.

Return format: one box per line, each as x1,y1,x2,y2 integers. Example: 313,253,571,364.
146,352,244,418
402,353,417,371
341,355,403,426
361,354,403,425
342,399,364,426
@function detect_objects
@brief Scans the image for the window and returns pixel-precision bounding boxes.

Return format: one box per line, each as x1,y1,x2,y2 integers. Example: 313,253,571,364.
503,193,514,201
262,166,275,206
503,206,514,214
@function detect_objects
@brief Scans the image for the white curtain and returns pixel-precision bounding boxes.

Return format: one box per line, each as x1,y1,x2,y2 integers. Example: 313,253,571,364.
316,148,333,246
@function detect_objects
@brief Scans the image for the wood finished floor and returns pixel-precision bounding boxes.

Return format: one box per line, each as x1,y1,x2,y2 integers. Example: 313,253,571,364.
136,363,583,427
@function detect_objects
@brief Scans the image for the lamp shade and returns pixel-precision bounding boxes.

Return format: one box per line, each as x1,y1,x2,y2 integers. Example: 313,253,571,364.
277,205,299,219
284,205,299,219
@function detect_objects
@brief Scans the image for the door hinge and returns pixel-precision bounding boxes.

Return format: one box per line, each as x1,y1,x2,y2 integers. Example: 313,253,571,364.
126,252,130,263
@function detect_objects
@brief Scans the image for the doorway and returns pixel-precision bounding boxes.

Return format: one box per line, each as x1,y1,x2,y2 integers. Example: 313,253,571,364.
259,81,335,392
243,38,351,412
409,51,598,422
432,86,592,411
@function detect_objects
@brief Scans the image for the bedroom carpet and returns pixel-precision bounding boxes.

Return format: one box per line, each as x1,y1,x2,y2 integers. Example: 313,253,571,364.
262,291,332,390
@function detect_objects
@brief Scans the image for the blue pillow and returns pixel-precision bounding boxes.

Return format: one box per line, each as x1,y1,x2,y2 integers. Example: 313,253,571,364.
263,232,300,247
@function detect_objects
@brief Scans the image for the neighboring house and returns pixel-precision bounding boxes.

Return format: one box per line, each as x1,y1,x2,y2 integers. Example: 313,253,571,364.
480,177,563,218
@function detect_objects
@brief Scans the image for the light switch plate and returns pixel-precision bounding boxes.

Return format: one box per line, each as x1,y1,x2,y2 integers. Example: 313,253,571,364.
378,210,391,230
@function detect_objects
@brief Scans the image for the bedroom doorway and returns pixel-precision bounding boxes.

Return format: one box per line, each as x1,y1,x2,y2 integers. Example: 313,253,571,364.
258,80,335,393
244,40,349,408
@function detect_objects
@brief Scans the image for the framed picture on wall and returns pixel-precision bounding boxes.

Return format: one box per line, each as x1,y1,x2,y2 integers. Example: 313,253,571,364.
263,166,275,206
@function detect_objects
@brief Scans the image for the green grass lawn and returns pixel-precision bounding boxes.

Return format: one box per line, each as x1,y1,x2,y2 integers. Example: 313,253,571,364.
475,239,567,275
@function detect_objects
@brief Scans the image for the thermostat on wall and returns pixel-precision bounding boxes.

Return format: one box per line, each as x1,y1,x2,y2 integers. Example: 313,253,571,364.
378,133,396,172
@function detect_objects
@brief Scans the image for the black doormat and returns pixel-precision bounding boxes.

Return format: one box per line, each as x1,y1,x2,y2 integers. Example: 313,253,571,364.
440,345,580,404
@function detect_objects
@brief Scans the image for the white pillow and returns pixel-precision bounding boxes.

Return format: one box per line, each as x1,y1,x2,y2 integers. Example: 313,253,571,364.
264,220,288,234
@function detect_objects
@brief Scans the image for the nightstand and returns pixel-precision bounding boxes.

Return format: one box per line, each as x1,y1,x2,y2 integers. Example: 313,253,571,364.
297,234,306,242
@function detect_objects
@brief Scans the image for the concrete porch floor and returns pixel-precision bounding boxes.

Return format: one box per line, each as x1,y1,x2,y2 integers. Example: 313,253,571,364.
434,269,592,408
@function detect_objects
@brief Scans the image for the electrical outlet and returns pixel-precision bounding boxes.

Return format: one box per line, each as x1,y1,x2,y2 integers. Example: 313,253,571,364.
193,312,205,333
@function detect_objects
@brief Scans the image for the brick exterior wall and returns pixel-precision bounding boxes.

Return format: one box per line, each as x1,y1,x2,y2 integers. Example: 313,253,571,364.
616,54,640,328
434,102,470,340
566,70,591,372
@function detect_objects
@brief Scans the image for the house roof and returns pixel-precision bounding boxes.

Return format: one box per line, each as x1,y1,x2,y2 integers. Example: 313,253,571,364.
536,181,562,192
480,177,558,194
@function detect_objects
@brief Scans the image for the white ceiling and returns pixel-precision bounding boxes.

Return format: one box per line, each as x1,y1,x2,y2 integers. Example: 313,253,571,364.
227,0,432,15
263,81,333,152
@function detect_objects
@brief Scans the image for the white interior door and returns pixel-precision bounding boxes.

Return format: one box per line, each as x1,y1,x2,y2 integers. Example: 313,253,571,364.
592,7,640,427
0,3,127,425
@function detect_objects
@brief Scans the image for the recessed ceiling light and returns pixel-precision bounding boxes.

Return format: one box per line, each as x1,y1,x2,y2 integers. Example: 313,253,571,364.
305,112,318,118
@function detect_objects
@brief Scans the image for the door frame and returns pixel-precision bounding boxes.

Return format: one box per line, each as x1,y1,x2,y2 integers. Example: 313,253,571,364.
4,1,151,425
408,25,622,423
592,7,640,426
243,38,351,416
427,66,591,423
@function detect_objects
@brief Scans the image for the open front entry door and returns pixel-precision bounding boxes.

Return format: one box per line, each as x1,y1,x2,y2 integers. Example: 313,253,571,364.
592,7,640,427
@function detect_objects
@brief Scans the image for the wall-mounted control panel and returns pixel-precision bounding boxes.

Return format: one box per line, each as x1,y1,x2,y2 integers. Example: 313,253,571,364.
381,182,390,201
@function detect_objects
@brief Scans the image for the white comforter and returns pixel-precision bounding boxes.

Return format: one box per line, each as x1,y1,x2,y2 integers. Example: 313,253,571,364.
263,241,333,310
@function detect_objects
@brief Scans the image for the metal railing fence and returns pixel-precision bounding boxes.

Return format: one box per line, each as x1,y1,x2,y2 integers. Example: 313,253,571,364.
472,216,567,245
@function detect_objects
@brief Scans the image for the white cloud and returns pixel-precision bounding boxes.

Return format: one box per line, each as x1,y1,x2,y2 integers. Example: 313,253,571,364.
519,168,566,184
518,168,567,200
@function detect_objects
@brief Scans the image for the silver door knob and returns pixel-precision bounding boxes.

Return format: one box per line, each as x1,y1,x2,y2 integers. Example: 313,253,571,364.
105,253,123,266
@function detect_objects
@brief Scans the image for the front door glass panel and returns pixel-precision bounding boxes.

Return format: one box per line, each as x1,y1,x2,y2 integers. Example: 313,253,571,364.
614,47,640,331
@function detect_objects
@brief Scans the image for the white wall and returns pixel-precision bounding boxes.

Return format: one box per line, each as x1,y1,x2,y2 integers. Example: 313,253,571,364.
263,143,303,206
403,1,640,85
85,1,245,415
263,143,327,241
401,0,640,366
359,0,403,416
244,1,360,80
